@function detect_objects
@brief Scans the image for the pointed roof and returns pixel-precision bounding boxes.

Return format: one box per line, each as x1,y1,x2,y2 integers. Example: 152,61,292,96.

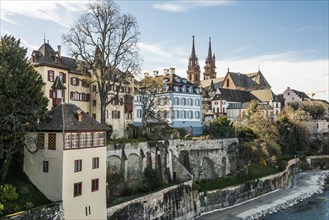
37,103,111,132
188,35,199,67
246,70,271,88
212,88,259,102
51,76,66,89
227,71,258,89
207,37,212,61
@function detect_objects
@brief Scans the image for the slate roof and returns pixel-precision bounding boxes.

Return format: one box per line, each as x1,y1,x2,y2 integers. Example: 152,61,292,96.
227,72,258,89
227,102,243,109
250,89,275,102
292,89,310,99
51,76,66,89
200,77,224,90
30,43,88,76
212,88,259,102
246,71,271,88
37,103,111,132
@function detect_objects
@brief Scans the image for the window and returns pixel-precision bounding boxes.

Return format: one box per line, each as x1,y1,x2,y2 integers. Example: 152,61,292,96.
48,70,54,82
174,97,179,105
71,133,78,148
48,133,56,150
86,132,92,147
196,111,200,119
91,179,99,192
92,157,99,169
74,182,82,197
80,133,86,148
182,110,186,119
92,114,96,119
226,79,229,87
189,111,193,119
93,132,99,147
71,77,79,86
175,110,180,119
99,132,105,146
112,110,120,119
181,98,186,106
59,72,66,83
105,110,109,119
195,99,200,106
92,85,97,92
92,100,96,107
43,161,49,172
74,159,82,172
81,80,89,87
65,133,72,149
188,98,193,106
37,133,45,149
137,109,141,118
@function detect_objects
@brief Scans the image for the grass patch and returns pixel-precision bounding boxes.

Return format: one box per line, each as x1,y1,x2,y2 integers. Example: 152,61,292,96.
199,163,279,191
0,167,51,217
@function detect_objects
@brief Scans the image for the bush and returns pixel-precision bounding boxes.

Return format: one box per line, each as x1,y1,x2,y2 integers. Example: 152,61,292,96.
0,184,18,203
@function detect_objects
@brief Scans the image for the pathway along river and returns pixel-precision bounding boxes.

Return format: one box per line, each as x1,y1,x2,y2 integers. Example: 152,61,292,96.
195,170,329,220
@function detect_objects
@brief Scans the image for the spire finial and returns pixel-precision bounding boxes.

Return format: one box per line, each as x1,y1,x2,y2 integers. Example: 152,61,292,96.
227,67,230,72
258,65,261,72
44,33,45,44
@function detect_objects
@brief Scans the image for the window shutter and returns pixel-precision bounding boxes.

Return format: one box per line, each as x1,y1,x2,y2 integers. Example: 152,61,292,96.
49,90,53,98
86,94,90,102
70,92,74,100
76,78,80,86
71,77,73,85
63,73,66,83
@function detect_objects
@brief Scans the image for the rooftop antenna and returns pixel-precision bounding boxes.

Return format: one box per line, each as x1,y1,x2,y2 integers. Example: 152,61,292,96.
44,33,45,44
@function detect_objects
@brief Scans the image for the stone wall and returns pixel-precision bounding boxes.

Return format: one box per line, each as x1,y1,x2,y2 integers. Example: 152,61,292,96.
306,155,329,169
3,202,63,220
107,180,195,220
198,159,299,213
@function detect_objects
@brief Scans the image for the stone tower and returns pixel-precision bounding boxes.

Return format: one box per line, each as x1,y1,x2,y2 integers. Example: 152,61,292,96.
203,37,216,80
187,36,201,86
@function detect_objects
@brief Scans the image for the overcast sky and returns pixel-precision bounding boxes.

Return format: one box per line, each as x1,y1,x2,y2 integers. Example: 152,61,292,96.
1,0,328,101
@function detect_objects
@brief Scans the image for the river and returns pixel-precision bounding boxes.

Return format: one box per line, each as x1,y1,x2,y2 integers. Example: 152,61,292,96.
195,170,329,220
264,177,329,220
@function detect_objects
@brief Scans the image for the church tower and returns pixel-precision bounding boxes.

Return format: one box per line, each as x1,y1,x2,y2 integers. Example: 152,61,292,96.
203,37,216,80
187,36,201,86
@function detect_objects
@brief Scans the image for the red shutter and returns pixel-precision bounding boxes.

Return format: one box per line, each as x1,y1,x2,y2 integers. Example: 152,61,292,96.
71,77,73,85
63,73,66,83
76,78,80,86
86,94,90,102
70,92,74,100
49,90,53,98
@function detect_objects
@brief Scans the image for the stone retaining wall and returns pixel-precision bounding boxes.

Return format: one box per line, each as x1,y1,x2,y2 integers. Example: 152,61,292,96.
198,159,299,214
107,180,195,220
2,202,63,220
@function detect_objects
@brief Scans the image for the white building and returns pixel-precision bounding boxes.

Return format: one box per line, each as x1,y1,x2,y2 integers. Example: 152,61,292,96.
282,87,311,107
24,103,110,220
133,69,203,136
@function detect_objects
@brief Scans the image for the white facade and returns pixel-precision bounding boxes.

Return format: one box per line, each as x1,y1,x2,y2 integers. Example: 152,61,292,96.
282,87,310,106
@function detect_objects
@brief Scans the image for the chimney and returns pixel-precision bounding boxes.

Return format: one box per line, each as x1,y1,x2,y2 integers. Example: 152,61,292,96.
57,45,61,57
169,67,175,74
144,72,150,78
75,110,83,122
164,68,169,74
153,70,159,77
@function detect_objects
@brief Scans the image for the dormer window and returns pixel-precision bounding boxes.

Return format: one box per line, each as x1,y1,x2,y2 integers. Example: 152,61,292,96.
189,86,193,93
182,86,186,92
182,79,187,83
174,86,179,92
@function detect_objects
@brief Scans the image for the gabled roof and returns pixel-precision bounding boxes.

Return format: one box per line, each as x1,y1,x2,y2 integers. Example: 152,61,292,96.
246,71,271,88
30,43,88,75
200,77,224,90
51,76,66,89
227,71,258,89
292,89,310,99
250,89,276,102
37,103,110,132
212,88,259,102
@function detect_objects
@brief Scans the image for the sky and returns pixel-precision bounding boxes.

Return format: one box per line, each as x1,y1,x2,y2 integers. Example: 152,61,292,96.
1,0,328,101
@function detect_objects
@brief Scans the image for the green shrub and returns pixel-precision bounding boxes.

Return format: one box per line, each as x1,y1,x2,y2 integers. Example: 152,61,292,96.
0,203,4,215
0,184,18,202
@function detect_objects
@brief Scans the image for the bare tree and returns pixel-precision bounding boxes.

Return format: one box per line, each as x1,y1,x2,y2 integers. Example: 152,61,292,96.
63,0,141,124
137,76,173,137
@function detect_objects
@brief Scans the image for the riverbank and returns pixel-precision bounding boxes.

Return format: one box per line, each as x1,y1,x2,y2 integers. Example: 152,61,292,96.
196,170,329,220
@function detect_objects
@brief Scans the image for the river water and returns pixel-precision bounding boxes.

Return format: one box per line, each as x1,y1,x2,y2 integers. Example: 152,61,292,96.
196,171,329,220
264,178,329,220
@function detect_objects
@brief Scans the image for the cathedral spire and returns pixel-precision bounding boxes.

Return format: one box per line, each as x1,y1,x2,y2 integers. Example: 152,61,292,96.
190,35,198,66
187,35,200,85
207,37,212,61
203,37,216,80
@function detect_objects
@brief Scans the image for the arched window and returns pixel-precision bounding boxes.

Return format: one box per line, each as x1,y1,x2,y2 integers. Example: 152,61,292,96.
174,97,179,105
189,111,193,119
196,111,200,119
182,110,186,119
182,98,186,106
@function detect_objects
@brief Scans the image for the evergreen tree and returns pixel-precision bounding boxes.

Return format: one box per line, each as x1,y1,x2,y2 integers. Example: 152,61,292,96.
0,35,48,182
